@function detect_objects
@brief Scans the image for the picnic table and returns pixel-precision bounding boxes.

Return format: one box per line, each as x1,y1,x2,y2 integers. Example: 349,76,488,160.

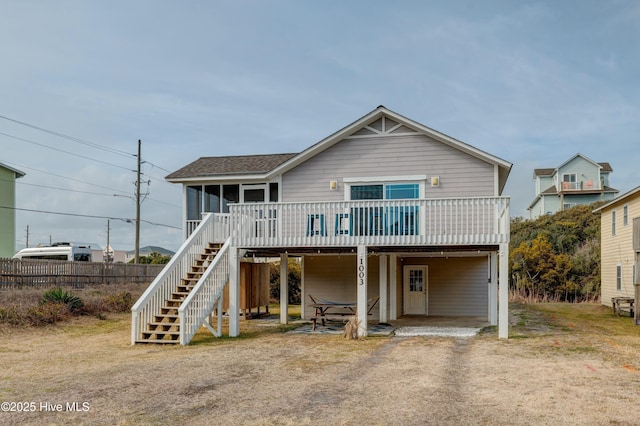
308,295,379,330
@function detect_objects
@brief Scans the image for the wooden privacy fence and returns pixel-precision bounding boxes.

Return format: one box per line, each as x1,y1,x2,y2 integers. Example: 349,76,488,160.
0,259,165,289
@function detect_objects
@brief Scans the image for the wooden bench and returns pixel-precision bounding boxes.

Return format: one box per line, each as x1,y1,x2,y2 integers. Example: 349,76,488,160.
612,297,635,317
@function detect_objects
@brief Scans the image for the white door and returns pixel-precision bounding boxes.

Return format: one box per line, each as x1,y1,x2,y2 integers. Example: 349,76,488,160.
404,266,428,315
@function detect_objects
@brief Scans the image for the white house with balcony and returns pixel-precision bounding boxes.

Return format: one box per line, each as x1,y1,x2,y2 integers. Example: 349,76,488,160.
131,106,512,344
528,153,618,219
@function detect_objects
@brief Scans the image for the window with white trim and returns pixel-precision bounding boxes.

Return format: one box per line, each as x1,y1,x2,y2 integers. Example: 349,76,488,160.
349,183,420,200
623,205,628,226
616,265,622,291
612,210,616,236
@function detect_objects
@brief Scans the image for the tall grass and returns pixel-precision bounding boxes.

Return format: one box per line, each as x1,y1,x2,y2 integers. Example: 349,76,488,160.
509,287,600,304
0,282,147,326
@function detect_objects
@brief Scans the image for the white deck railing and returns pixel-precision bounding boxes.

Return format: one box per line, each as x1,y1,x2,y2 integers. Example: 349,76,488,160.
229,197,510,248
178,237,231,345
131,213,228,344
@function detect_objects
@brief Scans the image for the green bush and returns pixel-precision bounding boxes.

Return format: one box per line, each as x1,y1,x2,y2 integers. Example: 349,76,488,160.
510,203,603,302
41,288,84,313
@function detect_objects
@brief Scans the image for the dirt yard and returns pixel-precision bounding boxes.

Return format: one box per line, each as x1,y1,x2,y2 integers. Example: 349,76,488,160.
1,303,639,425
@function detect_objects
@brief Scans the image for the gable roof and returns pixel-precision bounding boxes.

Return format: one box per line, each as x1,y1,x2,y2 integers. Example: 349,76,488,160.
167,106,513,192
269,106,512,193
534,154,613,179
0,161,25,178
593,185,640,213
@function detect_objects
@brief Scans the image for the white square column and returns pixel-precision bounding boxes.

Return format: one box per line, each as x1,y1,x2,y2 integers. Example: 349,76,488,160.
228,247,240,337
280,252,288,324
357,245,368,337
498,243,509,339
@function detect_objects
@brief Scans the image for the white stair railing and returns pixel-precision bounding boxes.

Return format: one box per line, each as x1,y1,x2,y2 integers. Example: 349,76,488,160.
131,213,224,344
178,237,231,345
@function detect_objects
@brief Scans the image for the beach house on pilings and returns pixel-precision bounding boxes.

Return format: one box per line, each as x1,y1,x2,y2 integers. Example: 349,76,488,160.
131,106,512,344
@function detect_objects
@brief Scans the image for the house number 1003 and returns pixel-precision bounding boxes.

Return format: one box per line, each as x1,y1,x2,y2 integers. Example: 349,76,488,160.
358,258,365,286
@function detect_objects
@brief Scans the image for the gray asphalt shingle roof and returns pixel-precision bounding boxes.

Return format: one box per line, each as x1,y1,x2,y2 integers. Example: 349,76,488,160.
166,153,298,179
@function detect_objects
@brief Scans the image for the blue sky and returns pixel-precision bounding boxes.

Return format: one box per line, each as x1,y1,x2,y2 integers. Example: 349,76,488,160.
1,1,638,252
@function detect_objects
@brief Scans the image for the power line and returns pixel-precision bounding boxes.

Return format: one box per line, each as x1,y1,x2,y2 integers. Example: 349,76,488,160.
0,176,181,208
0,114,133,157
0,205,181,229
3,160,133,196
10,179,180,208
0,131,134,172
0,113,175,180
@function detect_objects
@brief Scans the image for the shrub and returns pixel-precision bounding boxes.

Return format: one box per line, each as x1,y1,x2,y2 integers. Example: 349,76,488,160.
26,302,70,326
0,306,23,326
41,288,84,313
105,291,134,312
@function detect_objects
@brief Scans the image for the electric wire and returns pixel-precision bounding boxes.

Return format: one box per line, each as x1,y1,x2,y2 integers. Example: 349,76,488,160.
0,114,133,157
0,131,135,172
0,205,181,229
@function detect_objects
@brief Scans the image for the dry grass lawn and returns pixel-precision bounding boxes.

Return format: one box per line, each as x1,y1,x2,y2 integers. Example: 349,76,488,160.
1,303,639,425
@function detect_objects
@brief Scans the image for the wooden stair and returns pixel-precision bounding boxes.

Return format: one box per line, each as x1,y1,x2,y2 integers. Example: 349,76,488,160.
136,243,223,344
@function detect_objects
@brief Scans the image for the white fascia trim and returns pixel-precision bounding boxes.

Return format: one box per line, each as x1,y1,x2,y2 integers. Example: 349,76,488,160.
594,184,640,213
267,106,513,179
345,131,419,139
166,174,270,184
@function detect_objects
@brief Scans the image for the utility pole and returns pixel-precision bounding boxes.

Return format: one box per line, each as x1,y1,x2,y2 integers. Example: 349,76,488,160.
135,139,141,264
25,225,29,248
106,219,111,263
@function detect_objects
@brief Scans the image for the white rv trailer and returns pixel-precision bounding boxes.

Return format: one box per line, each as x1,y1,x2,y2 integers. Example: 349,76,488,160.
13,243,92,262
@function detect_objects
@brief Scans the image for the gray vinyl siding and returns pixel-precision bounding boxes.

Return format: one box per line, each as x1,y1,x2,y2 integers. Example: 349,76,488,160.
302,255,380,321
282,134,495,202
303,255,488,320
402,257,488,316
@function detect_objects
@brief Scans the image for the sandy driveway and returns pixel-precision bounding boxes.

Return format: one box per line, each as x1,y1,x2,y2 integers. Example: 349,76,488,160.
1,304,639,425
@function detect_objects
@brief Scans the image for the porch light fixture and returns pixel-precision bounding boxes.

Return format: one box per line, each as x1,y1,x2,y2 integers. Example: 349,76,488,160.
431,176,440,187
329,180,337,190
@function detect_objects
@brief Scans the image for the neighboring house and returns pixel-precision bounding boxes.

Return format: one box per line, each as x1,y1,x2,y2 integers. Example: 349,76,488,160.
132,106,512,344
126,246,175,263
90,244,128,263
528,154,618,219
0,162,25,258
593,186,640,318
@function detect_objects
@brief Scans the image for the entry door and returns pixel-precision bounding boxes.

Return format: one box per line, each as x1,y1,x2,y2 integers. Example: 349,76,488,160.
404,266,428,315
